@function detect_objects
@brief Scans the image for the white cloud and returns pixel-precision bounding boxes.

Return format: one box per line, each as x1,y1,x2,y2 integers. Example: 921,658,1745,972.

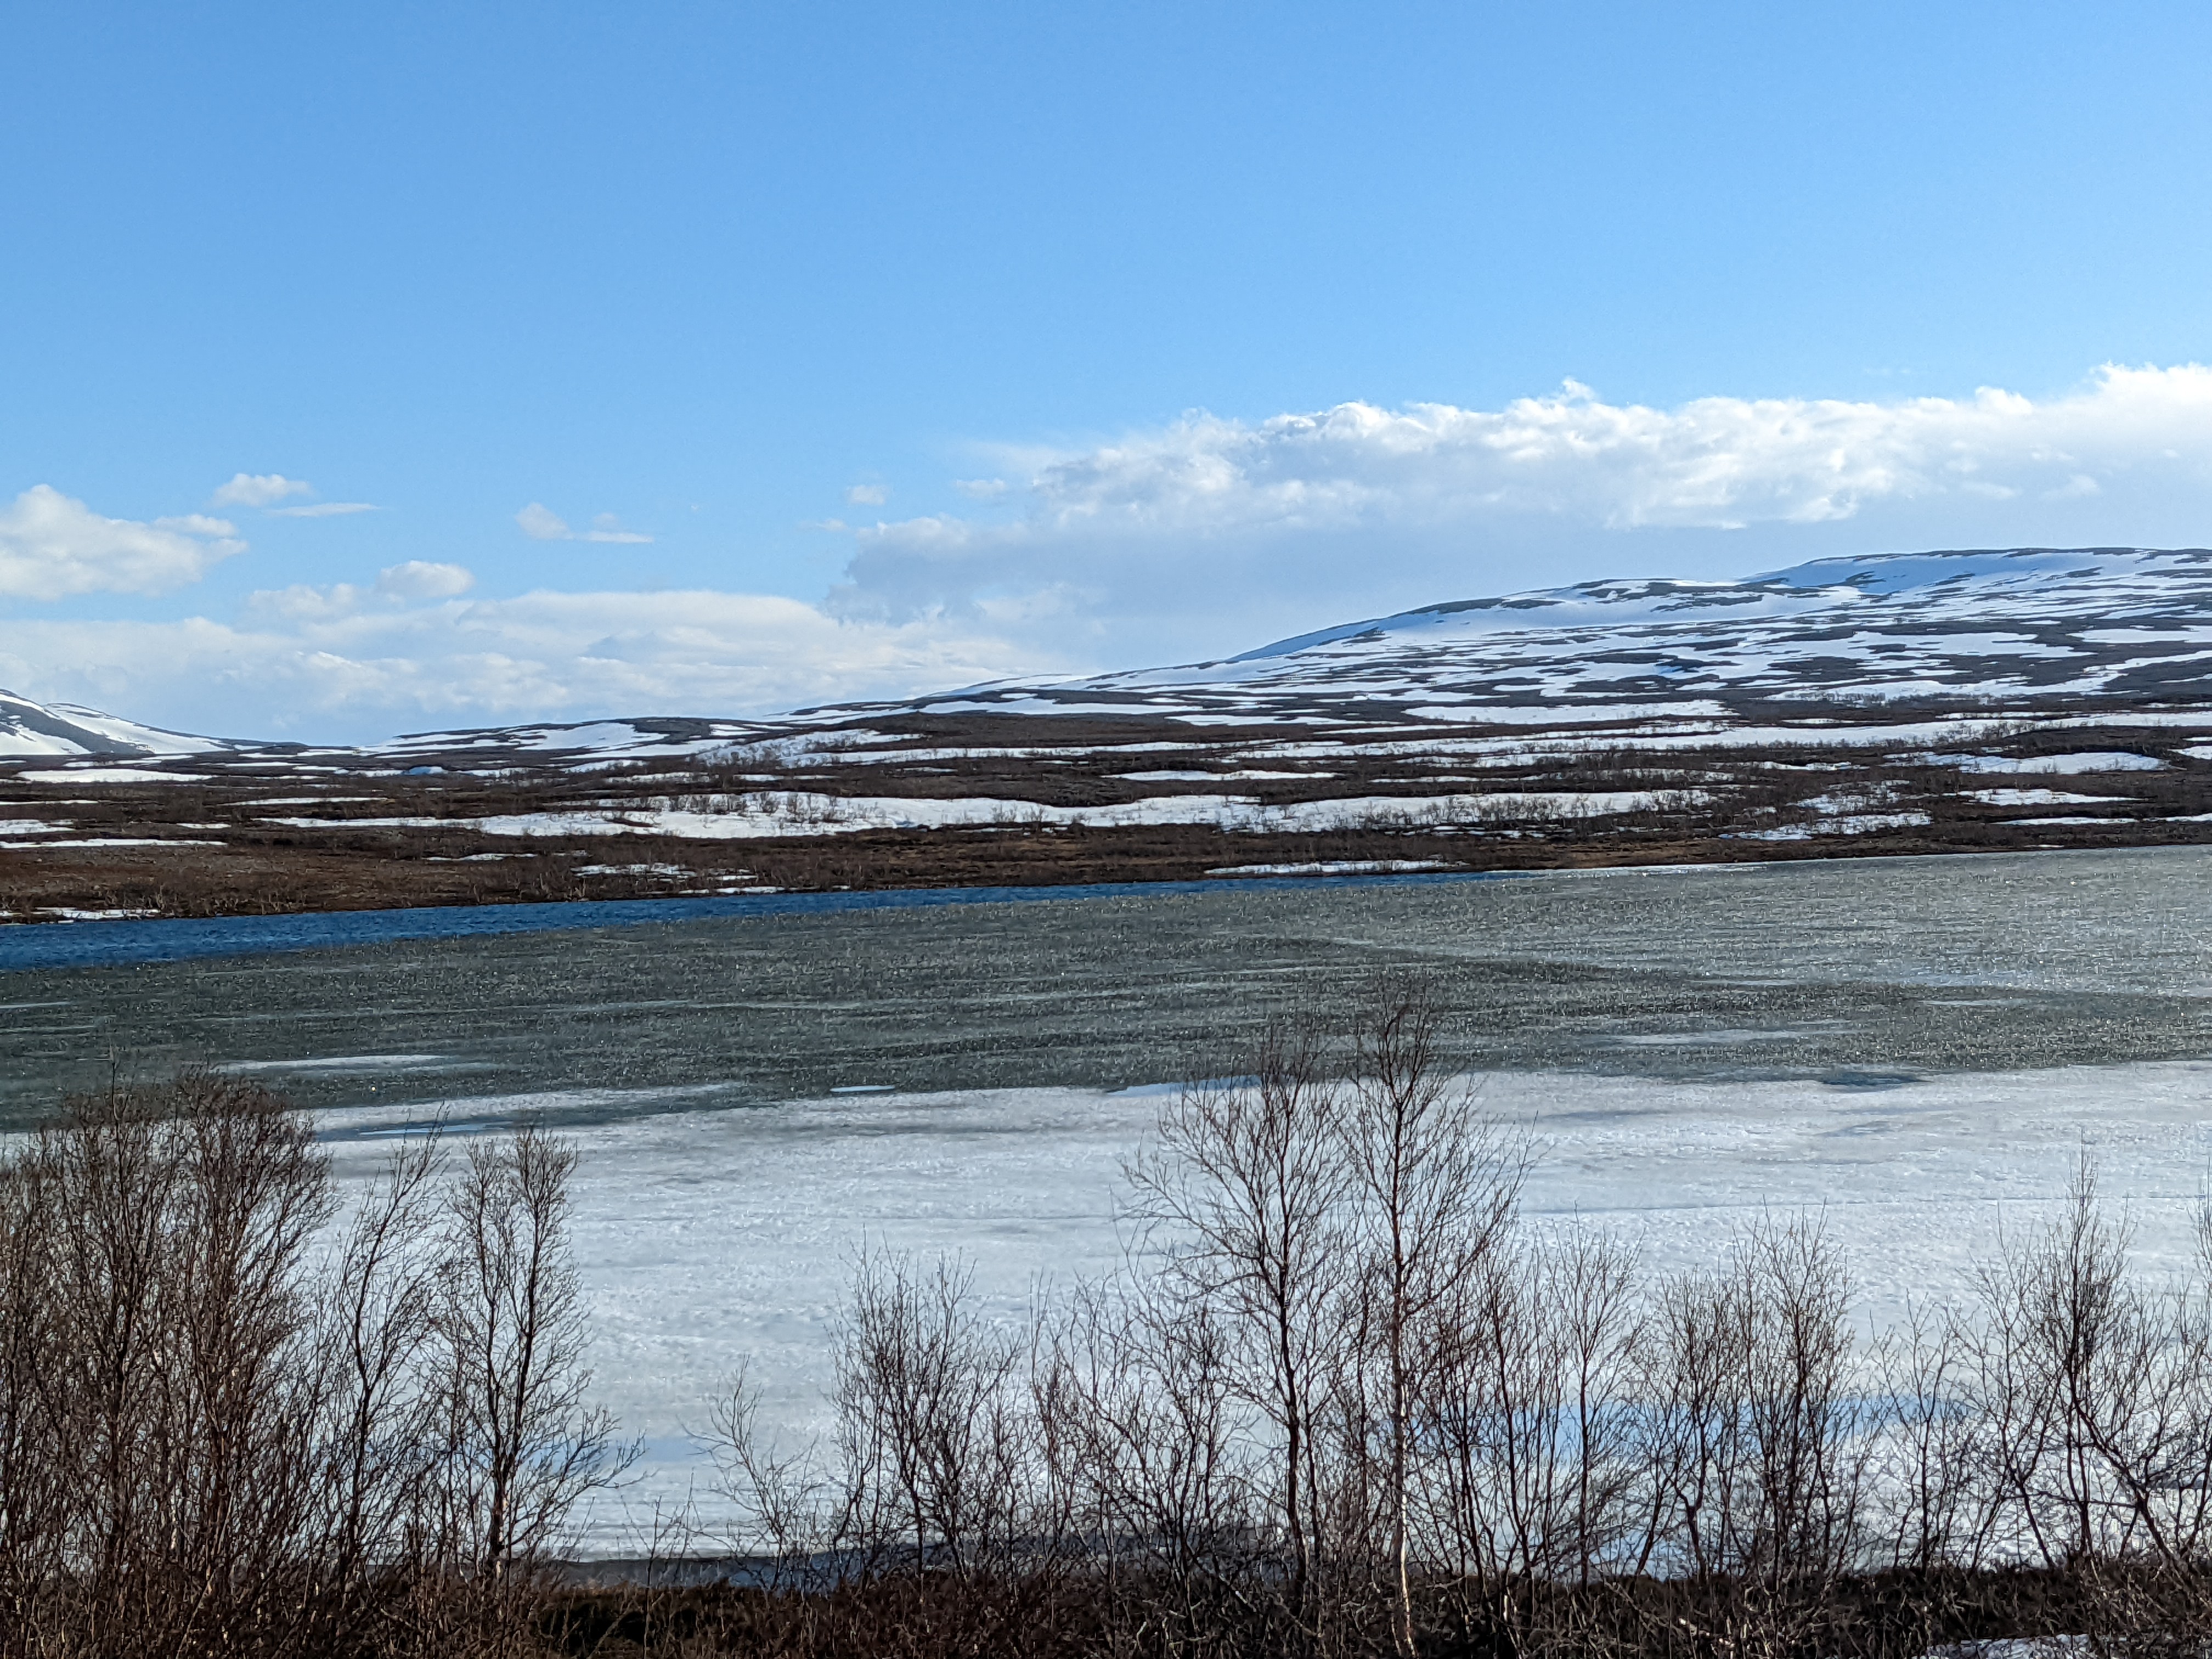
211,473,378,517
242,583,369,624
241,562,479,624
375,560,475,601
0,582,1051,741
516,502,571,540
834,364,2212,654
584,512,651,545
845,483,889,506
0,486,244,601
19,361,2212,741
211,473,314,508
271,500,379,518
517,503,653,544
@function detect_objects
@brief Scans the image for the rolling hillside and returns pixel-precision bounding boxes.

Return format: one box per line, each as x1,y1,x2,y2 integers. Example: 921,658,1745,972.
9,546,2212,920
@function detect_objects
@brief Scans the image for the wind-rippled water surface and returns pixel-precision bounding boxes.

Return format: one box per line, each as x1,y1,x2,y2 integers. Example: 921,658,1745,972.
6,847,2212,1126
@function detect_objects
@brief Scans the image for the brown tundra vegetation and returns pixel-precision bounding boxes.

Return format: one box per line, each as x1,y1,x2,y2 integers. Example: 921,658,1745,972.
12,992,2212,1658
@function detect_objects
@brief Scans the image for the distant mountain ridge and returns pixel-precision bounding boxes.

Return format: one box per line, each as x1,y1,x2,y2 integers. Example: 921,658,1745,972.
10,546,2212,766
16,546,2212,923
855,544,2212,736
1228,546,2211,659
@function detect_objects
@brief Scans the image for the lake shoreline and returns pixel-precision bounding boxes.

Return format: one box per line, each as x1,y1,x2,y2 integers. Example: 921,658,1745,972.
6,830,2208,968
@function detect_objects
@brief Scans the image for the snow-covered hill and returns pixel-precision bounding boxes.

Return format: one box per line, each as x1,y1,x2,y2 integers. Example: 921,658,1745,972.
884,544,2212,725
337,544,2212,760
15,548,2212,919
11,547,2212,772
347,544,2212,778
0,689,227,760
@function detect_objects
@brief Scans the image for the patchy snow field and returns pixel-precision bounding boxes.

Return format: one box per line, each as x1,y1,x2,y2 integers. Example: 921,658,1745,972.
316,1060,2212,1548
449,789,1698,839
20,546,2212,788
14,550,2212,905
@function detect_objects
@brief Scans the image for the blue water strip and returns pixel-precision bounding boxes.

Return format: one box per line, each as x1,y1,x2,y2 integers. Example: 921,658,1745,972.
0,870,1533,972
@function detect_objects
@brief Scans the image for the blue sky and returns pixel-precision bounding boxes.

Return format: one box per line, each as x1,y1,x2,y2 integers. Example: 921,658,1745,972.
6,2,2212,740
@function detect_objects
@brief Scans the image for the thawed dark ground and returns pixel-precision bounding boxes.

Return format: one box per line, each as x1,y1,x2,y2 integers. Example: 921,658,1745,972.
6,846,2212,1129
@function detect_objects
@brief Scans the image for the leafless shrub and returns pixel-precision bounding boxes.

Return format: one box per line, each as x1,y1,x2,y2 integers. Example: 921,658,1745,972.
1876,1302,1988,1577
1958,1158,2212,1651
1035,1273,1266,1652
429,1125,638,1587
828,1250,1042,1581
1335,983,1525,1654
1634,1214,1881,1656
0,1074,336,1656
0,1076,632,1659
55,1016,2212,1657
1126,1017,1352,1628
695,1250,1092,1658
1417,1223,1647,1657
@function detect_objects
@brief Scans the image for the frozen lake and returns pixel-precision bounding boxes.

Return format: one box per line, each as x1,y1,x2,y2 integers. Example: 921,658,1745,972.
11,847,2212,1125
9,846,2212,1547
325,1059,2212,1550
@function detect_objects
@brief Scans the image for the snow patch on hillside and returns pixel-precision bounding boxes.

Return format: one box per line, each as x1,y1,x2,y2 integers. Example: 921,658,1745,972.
18,548,2212,803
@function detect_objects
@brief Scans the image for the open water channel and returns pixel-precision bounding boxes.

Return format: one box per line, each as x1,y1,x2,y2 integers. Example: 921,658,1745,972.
6,847,2212,1126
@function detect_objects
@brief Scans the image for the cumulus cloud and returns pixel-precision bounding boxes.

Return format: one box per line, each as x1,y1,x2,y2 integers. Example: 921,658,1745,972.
19,361,2212,741
845,483,889,506
211,473,314,508
0,583,1053,742
242,562,479,624
0,486,244,601
515,503,653,544
375,560,475,601
211,473,380,516
515,502,569,540
834,364,2212,653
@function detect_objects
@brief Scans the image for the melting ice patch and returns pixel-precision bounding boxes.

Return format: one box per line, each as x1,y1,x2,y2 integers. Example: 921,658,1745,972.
1967,788,2126,806
311,1062,2212,1549
1950,752,2167,774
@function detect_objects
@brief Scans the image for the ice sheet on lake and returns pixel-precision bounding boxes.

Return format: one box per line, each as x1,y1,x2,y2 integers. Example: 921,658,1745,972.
319,1061,2212,1550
